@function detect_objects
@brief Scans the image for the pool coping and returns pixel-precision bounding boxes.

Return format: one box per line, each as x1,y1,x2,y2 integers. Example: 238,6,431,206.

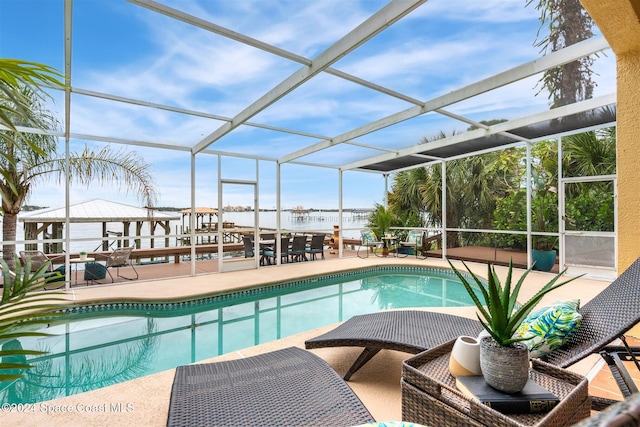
59,264,474,315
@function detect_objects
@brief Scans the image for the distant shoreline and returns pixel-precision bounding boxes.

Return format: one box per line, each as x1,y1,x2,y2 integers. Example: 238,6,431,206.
21,205,373,213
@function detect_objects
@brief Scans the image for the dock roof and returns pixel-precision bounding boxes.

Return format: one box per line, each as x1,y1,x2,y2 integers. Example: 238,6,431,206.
20,199,180,223
179,207,218,215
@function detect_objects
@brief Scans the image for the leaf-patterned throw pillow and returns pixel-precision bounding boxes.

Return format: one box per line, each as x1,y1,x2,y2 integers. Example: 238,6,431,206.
407,231,422,244
362,230,377,244
516,299,582,358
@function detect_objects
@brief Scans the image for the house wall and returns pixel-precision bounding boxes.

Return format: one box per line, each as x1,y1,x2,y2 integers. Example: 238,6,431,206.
580,0,640,271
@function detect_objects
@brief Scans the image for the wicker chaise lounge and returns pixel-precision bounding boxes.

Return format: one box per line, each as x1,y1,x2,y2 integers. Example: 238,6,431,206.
166,346,374,427
305,257,640,403
305,310,483,380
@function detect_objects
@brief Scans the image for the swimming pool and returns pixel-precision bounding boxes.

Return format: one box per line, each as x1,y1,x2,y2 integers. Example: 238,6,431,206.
1,266,481,404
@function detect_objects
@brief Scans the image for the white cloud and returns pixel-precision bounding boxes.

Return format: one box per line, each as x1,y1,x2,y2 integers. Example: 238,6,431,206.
415,0,539,23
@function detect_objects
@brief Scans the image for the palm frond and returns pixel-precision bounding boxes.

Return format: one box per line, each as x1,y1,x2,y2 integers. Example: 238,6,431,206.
42,145,158,210
0,257,68,382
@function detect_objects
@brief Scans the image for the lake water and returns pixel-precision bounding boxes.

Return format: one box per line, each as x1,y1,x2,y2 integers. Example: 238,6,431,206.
14,210,370,254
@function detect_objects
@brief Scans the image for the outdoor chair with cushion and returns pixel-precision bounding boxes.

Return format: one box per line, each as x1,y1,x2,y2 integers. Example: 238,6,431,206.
84,261,108,283
263,236,291,265
19,250,66,289
260,232,275,241
85,246,139,283
290,235,308,262
306,234,325,260
166,346,374,427
398,229,426,259
243,235,271,265
242,235,255,258
357,229,383,258
306,257,640,409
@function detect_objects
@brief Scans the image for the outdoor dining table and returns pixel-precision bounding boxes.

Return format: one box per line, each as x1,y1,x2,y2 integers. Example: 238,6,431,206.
70,257,95,285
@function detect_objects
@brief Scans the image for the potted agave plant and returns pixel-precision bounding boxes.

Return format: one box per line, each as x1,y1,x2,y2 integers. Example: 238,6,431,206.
447,258,578,393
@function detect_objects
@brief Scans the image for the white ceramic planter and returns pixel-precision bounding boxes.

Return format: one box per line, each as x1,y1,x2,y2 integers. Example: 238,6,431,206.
448,335,482,377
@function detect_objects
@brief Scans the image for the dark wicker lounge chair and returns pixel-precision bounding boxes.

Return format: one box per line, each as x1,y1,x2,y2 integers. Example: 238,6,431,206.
305,310,484,380
571,392,640,426
305,257,640,402
166,346,374,427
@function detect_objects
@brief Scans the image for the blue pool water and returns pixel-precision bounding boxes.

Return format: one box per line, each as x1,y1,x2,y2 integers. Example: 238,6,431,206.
1,266,480,404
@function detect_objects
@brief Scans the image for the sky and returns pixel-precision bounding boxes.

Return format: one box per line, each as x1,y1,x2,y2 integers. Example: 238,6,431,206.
0,0,615,211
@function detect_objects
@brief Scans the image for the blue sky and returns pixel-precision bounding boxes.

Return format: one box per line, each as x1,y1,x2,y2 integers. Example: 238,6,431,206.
0,0,615,210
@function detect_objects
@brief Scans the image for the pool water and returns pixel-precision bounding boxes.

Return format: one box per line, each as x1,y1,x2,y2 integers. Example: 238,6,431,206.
1,267,480,404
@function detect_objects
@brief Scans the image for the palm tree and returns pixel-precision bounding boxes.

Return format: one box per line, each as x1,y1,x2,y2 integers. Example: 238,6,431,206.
563,127,616,178
527,0,596,108
388,167,428,218
391,151,520,248
366,203,393,239
1,61,158,271
562,126,616,232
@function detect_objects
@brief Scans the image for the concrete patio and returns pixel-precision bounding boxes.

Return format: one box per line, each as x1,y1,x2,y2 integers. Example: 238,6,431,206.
4,256,634,426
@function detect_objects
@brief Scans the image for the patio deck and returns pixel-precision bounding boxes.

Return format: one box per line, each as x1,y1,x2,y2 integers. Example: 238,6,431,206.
71,244,554,287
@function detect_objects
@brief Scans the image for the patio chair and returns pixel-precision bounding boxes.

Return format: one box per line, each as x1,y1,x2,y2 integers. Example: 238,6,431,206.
166,346,374,427
260,232,275,241
357,229,383,258
263,236,291,265
306,234,325,260
242,235,255,258
398,229,425,259
19,250,66,289
306,257,640,408
85,246,139,283
243,234,271,266
290,235,308,262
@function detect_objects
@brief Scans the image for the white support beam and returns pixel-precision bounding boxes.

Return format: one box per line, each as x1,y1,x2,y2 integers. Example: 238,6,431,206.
279,37,610,164
434,108,533,144
190,0,427,154
63,0,73,291
343,140,398,153
71,87,331,141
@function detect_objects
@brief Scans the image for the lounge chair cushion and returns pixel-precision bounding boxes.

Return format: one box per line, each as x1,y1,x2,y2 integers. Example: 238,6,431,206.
48,265,66,282
517,299,583,358
405,231,422,244
84,261,107,281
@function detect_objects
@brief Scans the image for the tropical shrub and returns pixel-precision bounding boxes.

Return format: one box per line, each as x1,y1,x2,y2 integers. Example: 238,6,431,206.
0,257,66,382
